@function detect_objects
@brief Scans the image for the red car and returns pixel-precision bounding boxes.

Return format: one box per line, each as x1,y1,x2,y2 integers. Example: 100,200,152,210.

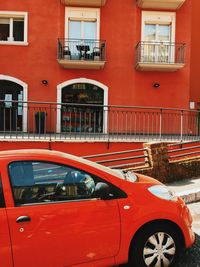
0,149,195,267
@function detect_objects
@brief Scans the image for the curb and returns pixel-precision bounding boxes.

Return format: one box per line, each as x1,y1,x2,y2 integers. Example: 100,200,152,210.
176,189,200,204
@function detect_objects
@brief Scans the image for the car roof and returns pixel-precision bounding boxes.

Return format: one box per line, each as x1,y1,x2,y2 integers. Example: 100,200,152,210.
0,149,95,168
0,149,82,161
0,149,123,178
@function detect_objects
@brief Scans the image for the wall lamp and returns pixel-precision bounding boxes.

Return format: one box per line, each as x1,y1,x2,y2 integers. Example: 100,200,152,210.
153,83,160,88
42,80,48,85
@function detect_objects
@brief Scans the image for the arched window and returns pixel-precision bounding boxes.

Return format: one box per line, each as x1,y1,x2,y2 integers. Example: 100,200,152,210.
0,80,23,131
61,83,104,133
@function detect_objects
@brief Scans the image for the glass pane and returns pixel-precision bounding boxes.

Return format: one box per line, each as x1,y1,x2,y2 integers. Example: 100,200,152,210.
9,161,97,205
158,25,170,42
9,162,34,187
62,83,104,104
69,21,81,39
143,24,156,62
144,24,156,41
83,21,96,40
68,21,81,57
13,19,24,41
61,83,104,133
0,18,9,41
158,45,170,62
83,22,97,53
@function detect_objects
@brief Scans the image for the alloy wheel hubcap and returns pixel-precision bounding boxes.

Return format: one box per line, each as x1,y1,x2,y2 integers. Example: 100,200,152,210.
143,232,176,267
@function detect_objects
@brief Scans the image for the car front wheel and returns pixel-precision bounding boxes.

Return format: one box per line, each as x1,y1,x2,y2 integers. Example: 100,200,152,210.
129,223,181,267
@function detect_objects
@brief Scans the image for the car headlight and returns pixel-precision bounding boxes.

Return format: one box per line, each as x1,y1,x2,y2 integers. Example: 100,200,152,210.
148,185,177,201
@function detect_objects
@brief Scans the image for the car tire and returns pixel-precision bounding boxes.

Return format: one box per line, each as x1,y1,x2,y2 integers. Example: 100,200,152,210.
129,222,181,267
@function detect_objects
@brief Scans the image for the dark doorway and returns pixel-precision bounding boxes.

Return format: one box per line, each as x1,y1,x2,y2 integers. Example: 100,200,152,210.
0,80,23,131
61,83,104,133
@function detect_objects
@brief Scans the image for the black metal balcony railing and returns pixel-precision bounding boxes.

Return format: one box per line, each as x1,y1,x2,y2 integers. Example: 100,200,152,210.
0,100,200,142
58,38,106,62
136,42,186,64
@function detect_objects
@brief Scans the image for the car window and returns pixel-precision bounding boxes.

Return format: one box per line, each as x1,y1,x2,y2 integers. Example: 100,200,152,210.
8,161,120,206
0,178,5,208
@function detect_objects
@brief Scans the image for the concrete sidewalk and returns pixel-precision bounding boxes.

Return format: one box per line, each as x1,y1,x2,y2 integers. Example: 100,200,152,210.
167,177,200,204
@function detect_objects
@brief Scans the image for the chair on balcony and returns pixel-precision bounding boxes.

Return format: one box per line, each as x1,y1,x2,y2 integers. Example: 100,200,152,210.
92,47,101,61
84,52,92,60
63,46,71,60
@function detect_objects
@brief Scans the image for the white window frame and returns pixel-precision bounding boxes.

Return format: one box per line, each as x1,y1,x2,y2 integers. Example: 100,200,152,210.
141,11,176,43
57,78,108,134
0,11,28,46
65,7,100,40
141,11,176,63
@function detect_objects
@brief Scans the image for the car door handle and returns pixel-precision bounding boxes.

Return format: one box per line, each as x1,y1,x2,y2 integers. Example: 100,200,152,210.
16,216,31,223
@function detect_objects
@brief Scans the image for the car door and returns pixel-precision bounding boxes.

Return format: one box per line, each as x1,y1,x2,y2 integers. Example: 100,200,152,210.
5,160,121,267
0,178,13,267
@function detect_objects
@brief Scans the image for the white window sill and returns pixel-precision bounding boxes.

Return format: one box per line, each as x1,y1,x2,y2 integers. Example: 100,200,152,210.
0,41,29,46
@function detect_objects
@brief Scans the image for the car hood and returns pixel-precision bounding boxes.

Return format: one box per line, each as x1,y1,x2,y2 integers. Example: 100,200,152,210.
112,170,161,185
136,173,162,185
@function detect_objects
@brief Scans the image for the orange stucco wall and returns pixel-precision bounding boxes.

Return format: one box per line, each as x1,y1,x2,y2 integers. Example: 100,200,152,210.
190,0,200,107
0,141,143,157
0,0,191,109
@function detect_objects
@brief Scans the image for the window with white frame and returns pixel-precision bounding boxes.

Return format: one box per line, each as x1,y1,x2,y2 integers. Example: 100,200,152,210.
141,12,176,63
64,8,100,59
0,12,28,44
65,8,99,40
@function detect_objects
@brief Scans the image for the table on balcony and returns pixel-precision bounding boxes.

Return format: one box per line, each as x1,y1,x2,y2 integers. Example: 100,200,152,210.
76,45,90,60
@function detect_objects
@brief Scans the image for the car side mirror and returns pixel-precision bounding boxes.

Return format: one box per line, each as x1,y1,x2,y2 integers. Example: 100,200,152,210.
94,182,110,200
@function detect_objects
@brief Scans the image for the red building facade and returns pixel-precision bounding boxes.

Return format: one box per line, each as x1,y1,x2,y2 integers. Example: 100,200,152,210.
0,0,194,153
0,0,191,105
190,0,200,110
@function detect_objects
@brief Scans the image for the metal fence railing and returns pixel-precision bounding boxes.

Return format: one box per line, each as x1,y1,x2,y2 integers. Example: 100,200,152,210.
168,141,200,161
0,100,200,142
83,141,200,170
58,38,106,62
83,148,150,169
136,42,186,64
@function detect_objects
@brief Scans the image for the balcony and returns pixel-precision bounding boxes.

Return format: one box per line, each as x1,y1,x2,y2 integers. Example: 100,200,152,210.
57,38,106,69
60,0,107,7
136,0,186,10
135,42,185,71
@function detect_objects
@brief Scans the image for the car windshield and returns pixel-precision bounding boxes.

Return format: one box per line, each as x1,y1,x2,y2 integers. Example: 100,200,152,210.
113,169,138,182
72,156,138,182
11,150,138,183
